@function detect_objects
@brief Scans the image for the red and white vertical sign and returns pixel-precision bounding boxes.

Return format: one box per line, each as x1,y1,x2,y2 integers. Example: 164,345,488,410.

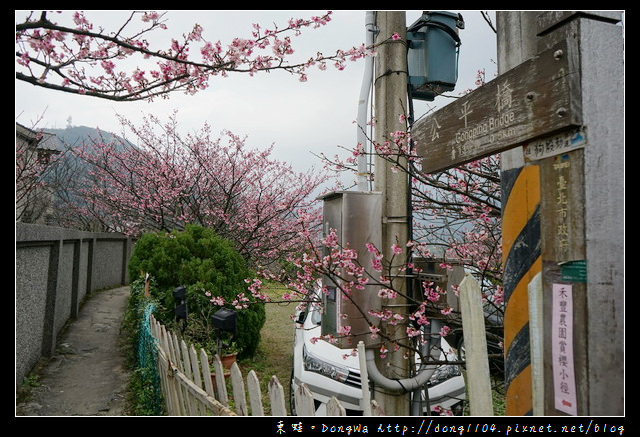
552,283,577,415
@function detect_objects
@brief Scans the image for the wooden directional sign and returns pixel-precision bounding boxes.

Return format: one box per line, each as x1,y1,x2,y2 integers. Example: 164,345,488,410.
413,40,582,173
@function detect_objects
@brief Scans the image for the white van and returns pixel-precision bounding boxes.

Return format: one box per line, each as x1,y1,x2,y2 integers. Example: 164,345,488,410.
289,299,467,416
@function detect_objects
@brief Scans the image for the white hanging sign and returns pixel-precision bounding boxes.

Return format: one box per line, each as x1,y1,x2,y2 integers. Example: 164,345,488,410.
552,283,577,415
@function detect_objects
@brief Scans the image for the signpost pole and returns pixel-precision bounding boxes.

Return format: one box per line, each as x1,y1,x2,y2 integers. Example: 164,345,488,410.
410,11,624,415
496,11,625,416
532,11,624,416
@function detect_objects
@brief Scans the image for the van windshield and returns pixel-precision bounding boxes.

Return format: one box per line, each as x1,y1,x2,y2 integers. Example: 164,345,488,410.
311,307,322,326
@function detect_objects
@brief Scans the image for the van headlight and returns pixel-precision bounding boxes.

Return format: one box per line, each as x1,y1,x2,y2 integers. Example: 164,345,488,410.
303,344,350,384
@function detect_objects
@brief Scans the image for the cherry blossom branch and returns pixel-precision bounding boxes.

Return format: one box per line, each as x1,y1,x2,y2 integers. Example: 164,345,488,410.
16,11,373,101
312,110,504,353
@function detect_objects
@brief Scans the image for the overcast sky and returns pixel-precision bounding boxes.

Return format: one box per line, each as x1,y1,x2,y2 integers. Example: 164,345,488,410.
15,10,497,182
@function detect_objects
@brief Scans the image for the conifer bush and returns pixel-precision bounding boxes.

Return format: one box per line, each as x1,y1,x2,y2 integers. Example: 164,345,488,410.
128,224,265,358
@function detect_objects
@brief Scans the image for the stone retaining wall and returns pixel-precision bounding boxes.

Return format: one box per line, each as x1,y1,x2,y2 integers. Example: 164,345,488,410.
15,223,134,388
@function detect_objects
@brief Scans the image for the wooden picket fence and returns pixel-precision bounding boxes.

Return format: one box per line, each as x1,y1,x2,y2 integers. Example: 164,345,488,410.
149,314,369,416
148,274,490,416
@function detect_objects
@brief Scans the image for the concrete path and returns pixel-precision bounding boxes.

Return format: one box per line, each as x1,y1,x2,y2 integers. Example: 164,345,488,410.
16,286,131,416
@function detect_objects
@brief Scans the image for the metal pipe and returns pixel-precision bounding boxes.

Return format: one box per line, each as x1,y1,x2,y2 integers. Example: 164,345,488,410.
356,11,375,191
365,319,441,393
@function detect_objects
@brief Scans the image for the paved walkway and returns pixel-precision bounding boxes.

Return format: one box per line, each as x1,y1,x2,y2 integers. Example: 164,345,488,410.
16,286,131,416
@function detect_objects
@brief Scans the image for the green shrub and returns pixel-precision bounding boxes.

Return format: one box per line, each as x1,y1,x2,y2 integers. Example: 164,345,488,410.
128,224,265,358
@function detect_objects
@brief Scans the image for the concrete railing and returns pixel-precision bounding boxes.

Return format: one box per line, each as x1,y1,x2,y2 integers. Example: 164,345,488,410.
15,222,134,388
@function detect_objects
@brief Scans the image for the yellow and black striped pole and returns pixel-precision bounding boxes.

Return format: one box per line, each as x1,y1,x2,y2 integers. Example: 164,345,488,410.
501,163,540,416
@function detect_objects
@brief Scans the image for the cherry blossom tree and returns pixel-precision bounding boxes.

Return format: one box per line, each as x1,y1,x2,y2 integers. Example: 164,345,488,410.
61,112,333,268
235,143,503,379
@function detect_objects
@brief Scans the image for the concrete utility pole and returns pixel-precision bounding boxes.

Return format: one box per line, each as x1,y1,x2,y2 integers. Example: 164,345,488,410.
372,10,411,416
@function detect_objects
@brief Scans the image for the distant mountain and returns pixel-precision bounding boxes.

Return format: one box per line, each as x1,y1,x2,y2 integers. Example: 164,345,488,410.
40,125,136,152
36,126,138,212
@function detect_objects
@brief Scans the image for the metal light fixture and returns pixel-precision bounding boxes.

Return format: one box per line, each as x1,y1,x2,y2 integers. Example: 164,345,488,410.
407,11,465,101
212,307,236,334
173,285,187,321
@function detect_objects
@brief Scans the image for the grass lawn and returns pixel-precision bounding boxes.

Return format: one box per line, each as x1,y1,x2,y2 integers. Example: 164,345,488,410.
237,283,298,415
